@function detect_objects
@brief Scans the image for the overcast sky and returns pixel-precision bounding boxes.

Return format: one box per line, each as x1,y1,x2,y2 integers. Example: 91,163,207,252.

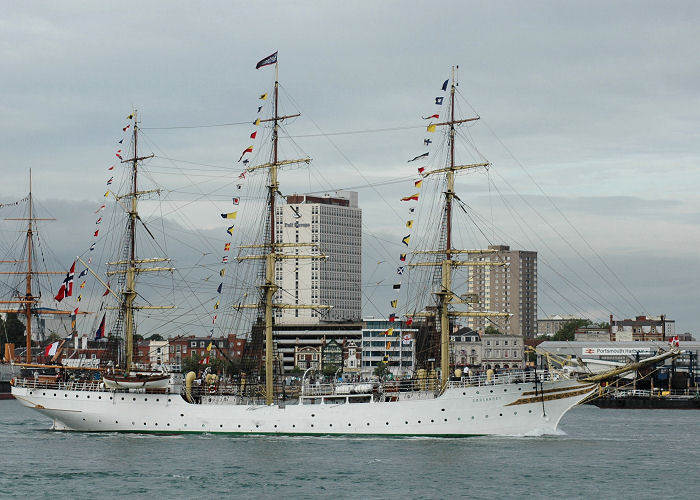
1,1,698,335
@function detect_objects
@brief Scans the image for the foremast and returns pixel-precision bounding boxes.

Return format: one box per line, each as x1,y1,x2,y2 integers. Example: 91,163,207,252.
237,62,327,405
107,112,173,372
409,67,510,391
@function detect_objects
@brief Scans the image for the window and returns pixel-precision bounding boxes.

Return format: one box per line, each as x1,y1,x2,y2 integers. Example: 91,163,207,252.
190,341,196,347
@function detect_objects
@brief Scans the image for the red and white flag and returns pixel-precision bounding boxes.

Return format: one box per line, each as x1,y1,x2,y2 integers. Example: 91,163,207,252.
45,341,59,357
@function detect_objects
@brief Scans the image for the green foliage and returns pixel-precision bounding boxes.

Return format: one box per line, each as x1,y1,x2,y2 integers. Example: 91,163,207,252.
322,364,340,377
373,361,390,380
181,352,201,374
289,366,303,374
552,319,591,341
1,313,26,348
484,325,503,335
146,333,164,341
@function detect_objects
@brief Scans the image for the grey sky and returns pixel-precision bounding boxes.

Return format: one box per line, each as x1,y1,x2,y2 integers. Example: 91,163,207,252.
1,1,698,334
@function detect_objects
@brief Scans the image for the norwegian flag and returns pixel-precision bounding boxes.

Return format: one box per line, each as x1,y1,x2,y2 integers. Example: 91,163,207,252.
54,261,76,302
670,335,680,347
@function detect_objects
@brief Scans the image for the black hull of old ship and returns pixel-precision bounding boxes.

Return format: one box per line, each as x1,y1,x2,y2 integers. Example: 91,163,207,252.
590,393,700,409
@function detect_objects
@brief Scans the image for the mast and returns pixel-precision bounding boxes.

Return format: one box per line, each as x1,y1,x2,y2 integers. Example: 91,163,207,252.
25,170,34,361
237,60,322,405
0,170,61,363
109,111,170,373
409,67,509,391
124,113,139,372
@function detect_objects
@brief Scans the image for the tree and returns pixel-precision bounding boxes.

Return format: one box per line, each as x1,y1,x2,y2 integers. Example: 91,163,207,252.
484,325,503,335
553,319,591,341
322,364,340,378
146,333,164,341
373,361,390,380
181,352,201,374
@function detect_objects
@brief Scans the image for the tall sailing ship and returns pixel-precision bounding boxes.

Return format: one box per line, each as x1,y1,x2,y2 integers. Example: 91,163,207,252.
13,59,611,435
1,173,78,399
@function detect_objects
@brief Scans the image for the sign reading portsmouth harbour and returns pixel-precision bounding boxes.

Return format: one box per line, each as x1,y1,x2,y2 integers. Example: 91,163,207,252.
582,347,654,356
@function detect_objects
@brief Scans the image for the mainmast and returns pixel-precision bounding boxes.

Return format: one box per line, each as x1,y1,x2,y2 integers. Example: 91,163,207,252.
409,67,509,391
108,112,172,372
0,170,61,363
237,60,324,405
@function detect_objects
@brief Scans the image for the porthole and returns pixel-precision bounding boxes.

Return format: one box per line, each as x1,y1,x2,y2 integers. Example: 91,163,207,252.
87,395,90,399
518,388,522,391
385,422,389,426
75,395,79,398
168,398,171,402
528,410,532,413
348,423,351,427
291,425,294,428
310,424,314,428
115,421,119,424
122,397,125,400
485,415,489,418
489,390,493,393
503,389,507,392
499,413,503,417
256,424,259,428
444,418,447,422
42,392,45,396
418,420,422,424
476,391,480,394
441,408,445,412
514,411,518,415
98,419,101,423
156,399,159,402
167,423,170,427
462,392,466,395
366,422,370,426
202,424,205,428
64,394,67,398
144,398,148,401
98,396,101,400
82,418,86,421
53,393,56,396
311,414,315,417
132,422,135,425
471,416,475,420
329,424,332,427
110,396,113,400
274,425,277,428
155,423,158,426
144,423,147,426
430,419,434,423
457,417,461,421
405,421,408,424
132,397,136,401
180,414,184,417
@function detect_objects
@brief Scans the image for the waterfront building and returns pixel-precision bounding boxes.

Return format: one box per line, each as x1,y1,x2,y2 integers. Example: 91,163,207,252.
574,325,611,342
270,322,363,373
167,334,246,367
481,334,525,370
537,314,588,337
361,318,417,378
610,315,673,341
466,245,537,337
275,191,362,324
450,327,482,367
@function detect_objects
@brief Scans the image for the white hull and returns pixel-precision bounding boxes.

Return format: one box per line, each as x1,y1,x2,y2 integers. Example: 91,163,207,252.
12,376,596,436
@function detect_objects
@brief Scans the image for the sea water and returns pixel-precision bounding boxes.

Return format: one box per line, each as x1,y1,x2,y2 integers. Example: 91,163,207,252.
0,401,697,499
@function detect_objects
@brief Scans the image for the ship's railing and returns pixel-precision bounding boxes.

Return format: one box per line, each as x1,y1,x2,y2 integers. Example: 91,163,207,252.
299,370,554,398
448,369,556,389
13,378,105,392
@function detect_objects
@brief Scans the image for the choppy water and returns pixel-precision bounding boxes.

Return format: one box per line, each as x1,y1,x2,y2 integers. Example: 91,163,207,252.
0,401,697,499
